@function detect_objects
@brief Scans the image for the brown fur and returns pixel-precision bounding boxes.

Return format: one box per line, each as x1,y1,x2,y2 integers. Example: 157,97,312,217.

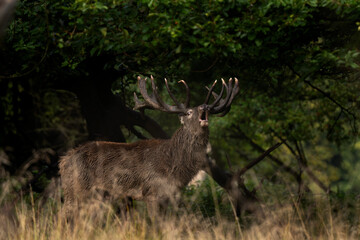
59,106,209,214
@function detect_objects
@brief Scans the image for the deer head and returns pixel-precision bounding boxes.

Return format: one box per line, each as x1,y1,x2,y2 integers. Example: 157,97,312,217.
133,76,239,134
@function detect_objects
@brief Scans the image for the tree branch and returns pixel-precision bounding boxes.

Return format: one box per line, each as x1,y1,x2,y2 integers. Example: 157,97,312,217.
126,125,147,140
303,78,355,122
287,64,357,134
276,135,331,194
327,109,343,138
235,141,283,177
125,107,169,139
191,57,218,73
233,129,301,180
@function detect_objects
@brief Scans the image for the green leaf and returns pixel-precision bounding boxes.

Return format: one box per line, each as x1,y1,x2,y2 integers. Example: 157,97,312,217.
100,27,107,37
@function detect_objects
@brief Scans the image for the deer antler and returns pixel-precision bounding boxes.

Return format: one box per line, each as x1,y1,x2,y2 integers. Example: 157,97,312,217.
204,78,239,116
134,76,189,113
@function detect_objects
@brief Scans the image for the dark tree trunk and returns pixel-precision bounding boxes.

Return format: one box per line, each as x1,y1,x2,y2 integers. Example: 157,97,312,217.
64,57,169,143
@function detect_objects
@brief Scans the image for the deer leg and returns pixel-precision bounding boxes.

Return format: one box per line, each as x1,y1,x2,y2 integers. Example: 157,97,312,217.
146,197,170,218
158,197,170,212
113,196,133,218
62,186,79,222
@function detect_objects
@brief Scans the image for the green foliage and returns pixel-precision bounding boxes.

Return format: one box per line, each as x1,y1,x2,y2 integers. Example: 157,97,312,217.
1,0,360,194
183,177,233,218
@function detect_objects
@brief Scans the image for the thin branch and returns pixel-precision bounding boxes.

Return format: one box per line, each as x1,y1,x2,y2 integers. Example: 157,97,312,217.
327,109,343,138
297,140,331,194
286,139,331,194
288,65,357,134
191,57,218,73
234,128,333,194
235,141,283,177
303,78,355,121
271,128,331,194
232,132,301,181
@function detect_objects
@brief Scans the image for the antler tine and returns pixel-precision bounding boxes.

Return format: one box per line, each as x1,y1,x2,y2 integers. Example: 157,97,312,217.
205,86,221,100
205,81,228,107
210,78,233,113
216,78,240,116
225,77,239,108
164,78,182,108
133,76,186,113
204,78,239,116
133,92,147,110
209,78,226,108
204,80,217,104
205,88,228,111
178,80,190,108
217,106,231,117
134,76,161,110
150,75,171,111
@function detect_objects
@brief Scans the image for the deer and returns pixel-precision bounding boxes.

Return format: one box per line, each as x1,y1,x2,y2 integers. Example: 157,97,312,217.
59,75,239,216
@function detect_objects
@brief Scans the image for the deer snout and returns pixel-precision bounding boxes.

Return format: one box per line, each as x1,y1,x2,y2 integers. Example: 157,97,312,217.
199,106,209,127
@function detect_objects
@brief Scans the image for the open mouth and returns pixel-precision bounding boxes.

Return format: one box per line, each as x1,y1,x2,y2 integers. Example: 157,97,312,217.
199,111,209,127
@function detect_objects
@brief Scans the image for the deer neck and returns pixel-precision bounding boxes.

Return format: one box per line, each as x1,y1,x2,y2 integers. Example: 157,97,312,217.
171,126,209,150
167,126,209,184
166,126,209,186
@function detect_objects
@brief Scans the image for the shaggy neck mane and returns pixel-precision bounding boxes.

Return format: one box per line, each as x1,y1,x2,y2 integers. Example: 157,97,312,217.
170,126,209,150
162,126,209,186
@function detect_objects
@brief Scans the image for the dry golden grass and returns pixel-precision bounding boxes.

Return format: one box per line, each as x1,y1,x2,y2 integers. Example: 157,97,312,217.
0,174,359,240
0,187,359,240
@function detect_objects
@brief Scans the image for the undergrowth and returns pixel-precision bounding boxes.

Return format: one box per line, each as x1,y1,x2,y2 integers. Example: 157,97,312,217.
0,177,359,240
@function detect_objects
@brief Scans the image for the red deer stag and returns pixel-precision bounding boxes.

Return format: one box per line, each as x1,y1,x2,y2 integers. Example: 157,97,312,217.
59,76,239,215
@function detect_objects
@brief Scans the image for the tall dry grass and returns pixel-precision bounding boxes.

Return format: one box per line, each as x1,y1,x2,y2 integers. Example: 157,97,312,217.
0,178,359,240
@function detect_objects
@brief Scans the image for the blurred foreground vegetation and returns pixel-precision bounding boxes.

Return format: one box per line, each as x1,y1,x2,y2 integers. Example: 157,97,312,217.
1,177,359,240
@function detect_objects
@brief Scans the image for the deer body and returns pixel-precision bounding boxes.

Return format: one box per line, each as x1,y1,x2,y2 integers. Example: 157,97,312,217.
60,76,239,214
60,124,209,211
